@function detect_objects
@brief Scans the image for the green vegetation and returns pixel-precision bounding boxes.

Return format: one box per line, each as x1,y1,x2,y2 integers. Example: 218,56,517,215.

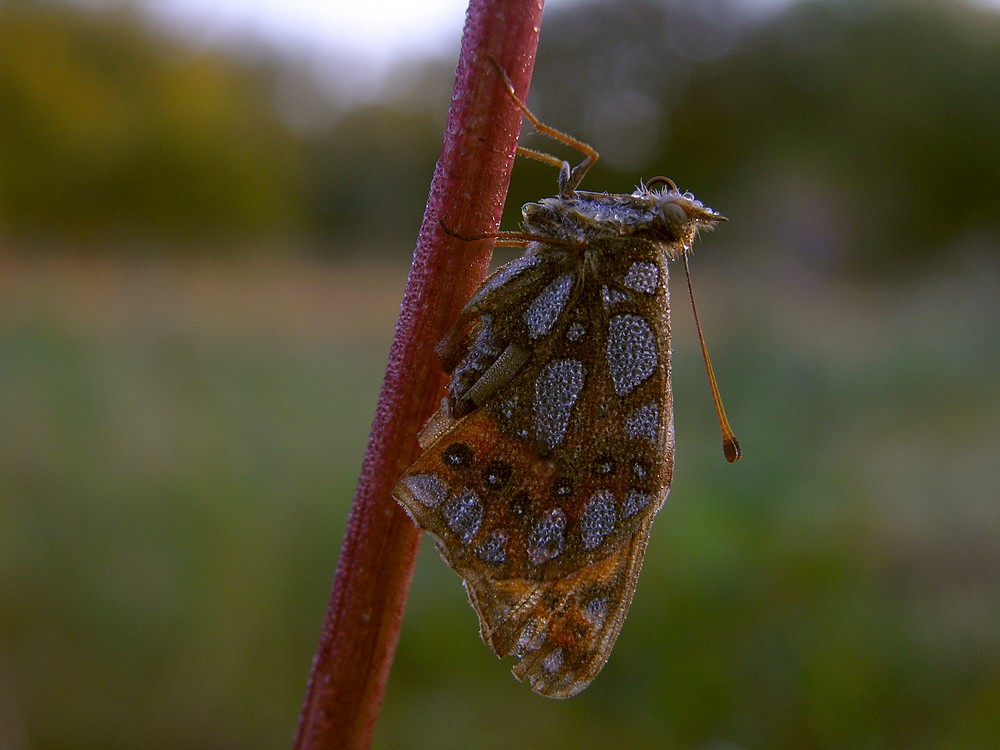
2,258,996,748
0,3,302,249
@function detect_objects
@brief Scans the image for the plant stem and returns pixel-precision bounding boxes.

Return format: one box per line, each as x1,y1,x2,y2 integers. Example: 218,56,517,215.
293,2,544,748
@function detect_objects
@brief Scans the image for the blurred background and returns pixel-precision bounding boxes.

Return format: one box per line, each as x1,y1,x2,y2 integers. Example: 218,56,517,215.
1,0,998,747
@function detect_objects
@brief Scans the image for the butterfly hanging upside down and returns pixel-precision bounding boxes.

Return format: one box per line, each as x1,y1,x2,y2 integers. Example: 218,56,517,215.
393,59,740,699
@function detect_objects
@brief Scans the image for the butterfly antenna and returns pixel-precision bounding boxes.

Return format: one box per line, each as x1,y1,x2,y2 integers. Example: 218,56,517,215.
683,253,741,463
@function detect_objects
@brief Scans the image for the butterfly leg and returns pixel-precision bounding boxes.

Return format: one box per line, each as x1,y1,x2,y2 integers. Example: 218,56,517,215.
488,57,600,196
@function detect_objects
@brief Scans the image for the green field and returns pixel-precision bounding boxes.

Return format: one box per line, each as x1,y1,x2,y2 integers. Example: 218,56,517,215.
1,253,997,748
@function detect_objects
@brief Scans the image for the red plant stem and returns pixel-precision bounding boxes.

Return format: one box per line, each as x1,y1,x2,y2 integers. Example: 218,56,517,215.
293,2,544,748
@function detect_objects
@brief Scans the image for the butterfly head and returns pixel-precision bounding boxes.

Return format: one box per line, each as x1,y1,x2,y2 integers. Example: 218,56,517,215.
638,177,726,252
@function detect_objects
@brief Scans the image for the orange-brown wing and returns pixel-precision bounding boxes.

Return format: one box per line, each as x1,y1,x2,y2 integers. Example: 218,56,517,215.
393,242,675,697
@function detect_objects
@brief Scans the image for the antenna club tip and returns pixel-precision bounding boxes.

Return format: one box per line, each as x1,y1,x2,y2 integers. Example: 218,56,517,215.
723,438,742,463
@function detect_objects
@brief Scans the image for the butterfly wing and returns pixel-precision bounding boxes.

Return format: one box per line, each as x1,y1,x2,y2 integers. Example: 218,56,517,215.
393,240,675,697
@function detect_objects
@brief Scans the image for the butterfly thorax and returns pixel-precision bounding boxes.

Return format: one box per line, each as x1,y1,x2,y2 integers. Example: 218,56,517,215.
521,185,724,258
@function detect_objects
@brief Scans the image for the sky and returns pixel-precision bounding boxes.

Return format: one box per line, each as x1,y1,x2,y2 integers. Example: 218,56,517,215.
138,0,999,107
139,0,793,100
144,0,473,73
143,0,506,96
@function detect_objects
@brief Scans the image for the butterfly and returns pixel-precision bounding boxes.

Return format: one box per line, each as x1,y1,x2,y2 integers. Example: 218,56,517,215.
393,60,740,698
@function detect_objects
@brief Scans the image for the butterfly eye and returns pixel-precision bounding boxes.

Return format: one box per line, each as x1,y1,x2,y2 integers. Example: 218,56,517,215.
663,201,689,230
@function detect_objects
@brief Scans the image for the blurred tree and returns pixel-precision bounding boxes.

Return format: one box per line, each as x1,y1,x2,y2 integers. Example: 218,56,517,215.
294,70,449,258
0,2,301,251
1,0,998,274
